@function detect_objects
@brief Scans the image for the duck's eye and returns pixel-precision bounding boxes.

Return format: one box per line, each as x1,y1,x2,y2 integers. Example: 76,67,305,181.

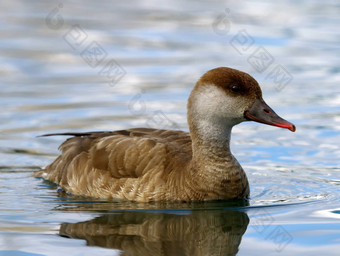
230,85,241,93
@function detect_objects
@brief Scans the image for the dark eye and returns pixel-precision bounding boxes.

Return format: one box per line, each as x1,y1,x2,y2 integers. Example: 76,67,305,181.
230,85,241,93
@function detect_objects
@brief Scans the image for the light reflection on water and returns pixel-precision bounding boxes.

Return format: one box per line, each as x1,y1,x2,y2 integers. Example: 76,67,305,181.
0,0,340,255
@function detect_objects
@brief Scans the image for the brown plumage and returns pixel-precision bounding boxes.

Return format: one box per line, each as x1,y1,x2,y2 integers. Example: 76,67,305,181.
59,210,249,255
34,67,295,202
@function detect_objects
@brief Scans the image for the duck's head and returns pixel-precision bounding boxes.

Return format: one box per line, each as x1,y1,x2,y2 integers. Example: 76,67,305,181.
188,67,296,135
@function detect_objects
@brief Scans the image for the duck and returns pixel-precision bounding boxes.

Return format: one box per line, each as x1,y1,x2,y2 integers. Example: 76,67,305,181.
34,67,295,202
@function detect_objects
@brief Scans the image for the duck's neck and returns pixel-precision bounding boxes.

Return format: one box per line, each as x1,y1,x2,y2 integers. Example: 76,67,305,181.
186,82,241,166
187,120,249,199
190,119,234,164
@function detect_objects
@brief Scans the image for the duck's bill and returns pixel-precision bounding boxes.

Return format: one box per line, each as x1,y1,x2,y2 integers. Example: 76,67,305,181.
244,98,296,132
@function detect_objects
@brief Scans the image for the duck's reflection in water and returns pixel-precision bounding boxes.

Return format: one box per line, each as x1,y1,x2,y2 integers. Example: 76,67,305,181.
60,209,249,256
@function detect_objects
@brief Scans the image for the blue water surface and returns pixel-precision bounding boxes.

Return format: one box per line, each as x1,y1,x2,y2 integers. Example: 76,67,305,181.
0,1,339,255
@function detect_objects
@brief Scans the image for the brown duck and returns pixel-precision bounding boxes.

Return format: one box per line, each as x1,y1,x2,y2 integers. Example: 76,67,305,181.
34,67,295,202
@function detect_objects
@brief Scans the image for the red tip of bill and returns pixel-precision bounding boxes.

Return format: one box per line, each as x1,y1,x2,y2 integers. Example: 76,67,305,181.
275,121,296,132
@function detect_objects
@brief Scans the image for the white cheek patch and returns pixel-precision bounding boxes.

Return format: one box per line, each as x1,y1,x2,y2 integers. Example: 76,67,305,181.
191,84,249,121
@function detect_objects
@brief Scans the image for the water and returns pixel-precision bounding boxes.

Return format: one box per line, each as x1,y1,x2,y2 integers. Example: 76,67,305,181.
0,0,339,255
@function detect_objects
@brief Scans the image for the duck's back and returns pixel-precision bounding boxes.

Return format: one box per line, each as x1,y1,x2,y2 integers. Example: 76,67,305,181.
34,128,193,201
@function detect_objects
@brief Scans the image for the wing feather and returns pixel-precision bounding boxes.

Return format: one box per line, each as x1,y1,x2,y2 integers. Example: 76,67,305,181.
35,128,192,187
